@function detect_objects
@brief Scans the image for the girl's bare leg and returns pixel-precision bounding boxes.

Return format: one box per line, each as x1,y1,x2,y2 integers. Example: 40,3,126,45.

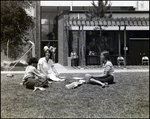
89,78,108,88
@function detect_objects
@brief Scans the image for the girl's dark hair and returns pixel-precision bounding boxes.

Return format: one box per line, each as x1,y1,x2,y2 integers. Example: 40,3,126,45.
101,51,110,60
44,49,52,59
28,57,38,65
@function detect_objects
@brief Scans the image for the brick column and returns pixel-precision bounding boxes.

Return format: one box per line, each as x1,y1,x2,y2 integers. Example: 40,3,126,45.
35,1,41,59
79,27,86,68
58,14,69,66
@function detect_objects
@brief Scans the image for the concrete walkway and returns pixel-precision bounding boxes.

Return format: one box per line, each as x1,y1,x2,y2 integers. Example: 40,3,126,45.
1,63,149,74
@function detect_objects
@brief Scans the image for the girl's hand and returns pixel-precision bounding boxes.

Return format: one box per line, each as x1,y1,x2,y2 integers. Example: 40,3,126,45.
56,73,60,77
40,74,47,79
46,75,50,79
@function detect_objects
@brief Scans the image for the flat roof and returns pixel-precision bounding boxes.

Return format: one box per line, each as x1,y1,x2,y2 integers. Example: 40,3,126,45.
58,10,149,18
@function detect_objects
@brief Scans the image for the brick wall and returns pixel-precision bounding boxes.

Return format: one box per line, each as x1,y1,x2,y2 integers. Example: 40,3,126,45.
58,14,69,66
78,30,86,67
58,13,87,66
71,31,78,53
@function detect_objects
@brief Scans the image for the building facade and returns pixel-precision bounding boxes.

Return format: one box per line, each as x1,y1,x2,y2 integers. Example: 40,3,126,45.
35,1,149,66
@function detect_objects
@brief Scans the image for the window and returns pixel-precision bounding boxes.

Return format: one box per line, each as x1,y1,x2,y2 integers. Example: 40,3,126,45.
41,25,49,40
41,19,49,24
41,12,58,40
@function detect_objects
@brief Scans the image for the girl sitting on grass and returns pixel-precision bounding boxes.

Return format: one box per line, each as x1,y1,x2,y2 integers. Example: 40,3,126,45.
21,57,50,92
66,51,114,89
38,49,65,82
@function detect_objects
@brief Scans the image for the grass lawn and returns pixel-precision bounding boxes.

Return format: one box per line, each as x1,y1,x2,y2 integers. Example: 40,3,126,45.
1,72,149,118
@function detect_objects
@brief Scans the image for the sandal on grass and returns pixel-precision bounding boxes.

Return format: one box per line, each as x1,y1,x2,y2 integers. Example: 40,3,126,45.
102,82,109,88
59,78,65,81
33,87,46,92
48,81,52,84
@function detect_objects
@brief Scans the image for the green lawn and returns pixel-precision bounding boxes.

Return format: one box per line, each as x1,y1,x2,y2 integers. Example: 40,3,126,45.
1,72,149,118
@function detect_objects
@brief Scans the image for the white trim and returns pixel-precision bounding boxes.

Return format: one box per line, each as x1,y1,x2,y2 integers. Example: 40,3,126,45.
41,1,93,7
126,26,149,30
69,26,149,31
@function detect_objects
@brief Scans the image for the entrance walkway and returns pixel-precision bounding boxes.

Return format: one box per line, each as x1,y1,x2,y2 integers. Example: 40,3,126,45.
1,63,149,74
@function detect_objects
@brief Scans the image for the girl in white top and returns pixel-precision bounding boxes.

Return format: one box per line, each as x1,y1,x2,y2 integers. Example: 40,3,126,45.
38,49,65,82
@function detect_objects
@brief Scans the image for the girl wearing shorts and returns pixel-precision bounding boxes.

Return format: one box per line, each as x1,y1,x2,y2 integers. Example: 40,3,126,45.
85,50,114,87
65,51,114,89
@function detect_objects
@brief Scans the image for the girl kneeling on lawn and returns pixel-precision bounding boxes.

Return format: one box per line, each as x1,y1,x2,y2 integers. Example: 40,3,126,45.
22,57,49,91
66,51,114,89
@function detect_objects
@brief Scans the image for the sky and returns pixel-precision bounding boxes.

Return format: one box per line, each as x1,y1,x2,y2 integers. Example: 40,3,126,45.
40,1,149,10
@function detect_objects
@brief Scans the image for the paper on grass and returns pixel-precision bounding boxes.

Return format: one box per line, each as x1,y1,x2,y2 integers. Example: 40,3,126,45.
72,77,83,80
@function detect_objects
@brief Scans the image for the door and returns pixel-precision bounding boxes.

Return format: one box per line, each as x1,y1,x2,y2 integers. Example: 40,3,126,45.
129,39,149,65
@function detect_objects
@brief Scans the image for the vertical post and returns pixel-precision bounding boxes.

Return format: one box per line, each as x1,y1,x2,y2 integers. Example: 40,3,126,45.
99,25,102,67
77,13,80,66
99,25,102,37
66,25,69,57
7,39,9,71
118,26,121,57
81,25,83,68
124,25,126,68
81,25,85,69
78,26,80,66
